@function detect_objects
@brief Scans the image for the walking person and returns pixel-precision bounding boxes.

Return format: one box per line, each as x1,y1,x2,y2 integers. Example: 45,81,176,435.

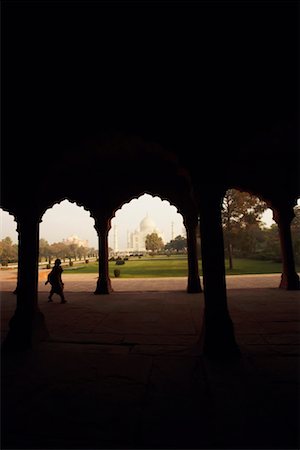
45,258,67,303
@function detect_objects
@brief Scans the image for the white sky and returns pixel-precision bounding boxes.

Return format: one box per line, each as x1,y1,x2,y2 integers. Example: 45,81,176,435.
1,195,299,250
0,194,185,250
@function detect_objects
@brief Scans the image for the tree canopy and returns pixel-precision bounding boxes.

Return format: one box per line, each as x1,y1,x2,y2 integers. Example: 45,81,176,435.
164,235,187,253
222,189,268,268
145,233,164,253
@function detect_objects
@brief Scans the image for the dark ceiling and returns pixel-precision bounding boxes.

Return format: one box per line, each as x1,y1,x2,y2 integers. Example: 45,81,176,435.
1,1,299,215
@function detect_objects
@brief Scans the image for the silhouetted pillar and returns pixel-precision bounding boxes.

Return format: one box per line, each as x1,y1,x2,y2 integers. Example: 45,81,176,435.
94,217,113,294
184,213,202,293
2,215,49,350
13,222,20,295
199,193,240,358
273,204,300,290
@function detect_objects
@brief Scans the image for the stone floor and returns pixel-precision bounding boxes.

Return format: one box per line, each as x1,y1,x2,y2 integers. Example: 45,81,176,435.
1,272,300,449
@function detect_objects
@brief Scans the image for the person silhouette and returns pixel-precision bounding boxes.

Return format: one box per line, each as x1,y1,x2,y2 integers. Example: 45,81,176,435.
45,258,67,303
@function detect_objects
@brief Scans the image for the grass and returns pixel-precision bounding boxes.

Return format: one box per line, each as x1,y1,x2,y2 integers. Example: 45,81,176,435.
62,256,299,277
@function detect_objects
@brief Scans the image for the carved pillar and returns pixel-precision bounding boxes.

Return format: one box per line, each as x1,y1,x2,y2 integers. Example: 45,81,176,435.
13,222,20,295
94,216,113,294
184,213,202,293
273,204,300,290
2,215,49,350
199,192,240,358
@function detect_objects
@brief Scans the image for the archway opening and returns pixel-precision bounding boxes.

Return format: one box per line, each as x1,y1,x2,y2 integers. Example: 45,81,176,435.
0,209,19,343
221,188,280,278
40,199,97,266
108,193,194,290
39,199,98,291
291,198,300,270
0,209,18,268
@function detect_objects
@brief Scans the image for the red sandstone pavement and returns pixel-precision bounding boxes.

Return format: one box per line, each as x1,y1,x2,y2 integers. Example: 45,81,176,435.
0,269,285,291
1,270,300,449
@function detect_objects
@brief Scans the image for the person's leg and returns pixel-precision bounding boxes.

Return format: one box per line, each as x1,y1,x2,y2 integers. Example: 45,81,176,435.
48,287,54,302
60,290,66,303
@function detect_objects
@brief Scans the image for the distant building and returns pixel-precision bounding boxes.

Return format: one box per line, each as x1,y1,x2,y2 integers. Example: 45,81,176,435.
127,214,164,253
63,235,89,248
113,225,118,252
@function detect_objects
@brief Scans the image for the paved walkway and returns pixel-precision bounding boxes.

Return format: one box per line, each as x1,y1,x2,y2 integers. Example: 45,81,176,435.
0,269,285,291
1,273,300,449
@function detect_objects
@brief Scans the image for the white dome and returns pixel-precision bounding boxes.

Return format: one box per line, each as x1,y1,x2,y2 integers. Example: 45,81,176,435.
140,215,156,232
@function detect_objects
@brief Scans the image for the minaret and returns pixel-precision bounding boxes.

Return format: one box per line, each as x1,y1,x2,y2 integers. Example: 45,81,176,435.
113,225,118,253
127,230,130,251
171,221,174,240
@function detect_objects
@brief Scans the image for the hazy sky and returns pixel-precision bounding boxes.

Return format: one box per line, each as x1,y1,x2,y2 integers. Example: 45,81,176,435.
1,194,297,251
0,194,186,250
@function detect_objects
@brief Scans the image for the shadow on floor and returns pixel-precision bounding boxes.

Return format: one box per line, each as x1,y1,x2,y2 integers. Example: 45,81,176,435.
1,288,300,449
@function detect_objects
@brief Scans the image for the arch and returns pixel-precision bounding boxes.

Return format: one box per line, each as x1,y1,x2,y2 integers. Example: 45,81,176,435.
39,197,96,224
0,208,18,269
39,198,98,275
109,192,185,254
108,192,202,293
291,198,300,271
221,187,299,290
0,208,18,241
222,187,273,272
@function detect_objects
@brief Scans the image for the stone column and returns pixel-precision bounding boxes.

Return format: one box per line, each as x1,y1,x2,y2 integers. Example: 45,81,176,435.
2,215,49,350
273,204,300,290
94,216,113,294
13,222,20,295
199,192,240,358
184,213,202,293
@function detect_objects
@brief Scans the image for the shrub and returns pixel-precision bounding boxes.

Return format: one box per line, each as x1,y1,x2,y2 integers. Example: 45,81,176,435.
116,259,125,265
114,269,121,277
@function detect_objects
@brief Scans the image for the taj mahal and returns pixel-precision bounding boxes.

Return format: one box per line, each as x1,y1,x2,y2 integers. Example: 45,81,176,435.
113,214,165,254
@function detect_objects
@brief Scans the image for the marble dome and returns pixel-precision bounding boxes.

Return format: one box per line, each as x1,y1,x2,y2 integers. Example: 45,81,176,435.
140,215,156,232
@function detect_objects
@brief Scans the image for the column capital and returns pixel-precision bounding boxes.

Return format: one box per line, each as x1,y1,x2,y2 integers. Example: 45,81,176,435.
183,211,199,229
198,188,225,212
93,216,112,234
16,214,40,232
272,204,295,226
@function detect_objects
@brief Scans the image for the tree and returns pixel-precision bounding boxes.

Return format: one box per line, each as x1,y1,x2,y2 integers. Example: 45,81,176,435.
222,189,267,268
39,239,51,262
291,205,300,264
0,237,18,265
68,242,80,261
50,242,68,261
259,224,281,262
145,233,164,253
164,235,187,253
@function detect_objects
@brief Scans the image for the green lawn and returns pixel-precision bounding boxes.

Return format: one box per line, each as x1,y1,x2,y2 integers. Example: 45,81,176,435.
62,256,298,277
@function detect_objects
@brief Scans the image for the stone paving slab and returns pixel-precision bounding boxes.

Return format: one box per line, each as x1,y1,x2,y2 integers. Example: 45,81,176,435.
1,275,300,449
0,269,285,292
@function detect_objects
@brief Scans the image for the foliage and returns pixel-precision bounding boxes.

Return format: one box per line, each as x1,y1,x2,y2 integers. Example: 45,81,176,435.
257,224,281,262
145,232,164,253
62,255,300,277
164,235,187,253
222,189,268,268
38,239,97,262
291,206,300,263
0,237,18,265
114,269,121,277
